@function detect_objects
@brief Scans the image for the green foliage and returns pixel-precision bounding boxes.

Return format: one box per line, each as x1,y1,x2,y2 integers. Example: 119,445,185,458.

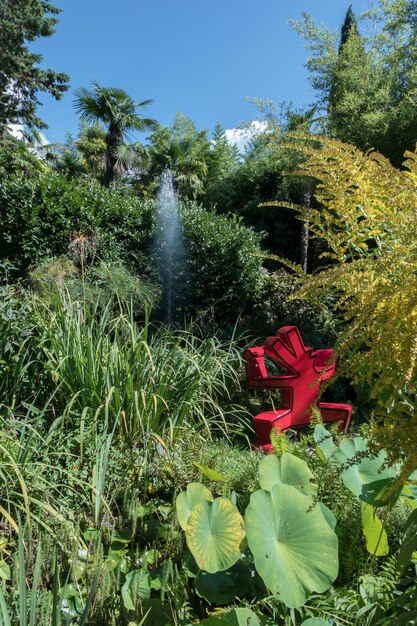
246,483,338,608
257,451,317,496
31,258,160,314
281,138,417,473
176,453,339,609
292,1,417,165
0,134,48,178
186,496,245,573
0,173,155,274
0,0,68,133
176,483,214,531
144,117,210,199
150,435,262,508
198,608,263,625
396,509,417,576
32,290,248,445
181,202,265,321
141,114,239,203
73,81,156,187
0,173,267,323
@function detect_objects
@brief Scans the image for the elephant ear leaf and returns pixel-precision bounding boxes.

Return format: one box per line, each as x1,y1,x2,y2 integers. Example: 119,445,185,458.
186,497,245,573
258,452,317,496
176,483,214,531
245,483,338,609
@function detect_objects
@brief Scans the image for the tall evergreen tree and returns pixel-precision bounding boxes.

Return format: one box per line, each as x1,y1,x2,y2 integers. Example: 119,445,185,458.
339,5,358,51
0,0,69,135
292,1,417,166
327,5,385,149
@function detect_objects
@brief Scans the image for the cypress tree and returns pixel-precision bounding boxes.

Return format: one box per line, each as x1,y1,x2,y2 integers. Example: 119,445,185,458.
339,5,359,51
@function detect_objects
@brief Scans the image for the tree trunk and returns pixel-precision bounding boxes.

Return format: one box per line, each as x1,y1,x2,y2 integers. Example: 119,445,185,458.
300,191,310,274
103,125,122,188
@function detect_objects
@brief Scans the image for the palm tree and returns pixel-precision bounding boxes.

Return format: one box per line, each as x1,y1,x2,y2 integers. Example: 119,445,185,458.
148,130,208,198
73,81,156,187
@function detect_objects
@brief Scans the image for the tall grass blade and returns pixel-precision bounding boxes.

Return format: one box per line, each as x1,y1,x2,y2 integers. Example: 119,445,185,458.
18,520,27,626
0,581,11,626
29,538,42,626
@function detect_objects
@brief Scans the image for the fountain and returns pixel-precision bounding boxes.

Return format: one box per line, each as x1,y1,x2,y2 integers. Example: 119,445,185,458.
155,169,185,324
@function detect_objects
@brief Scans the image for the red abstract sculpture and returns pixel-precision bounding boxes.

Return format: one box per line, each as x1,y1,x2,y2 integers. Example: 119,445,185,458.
244,326,352,451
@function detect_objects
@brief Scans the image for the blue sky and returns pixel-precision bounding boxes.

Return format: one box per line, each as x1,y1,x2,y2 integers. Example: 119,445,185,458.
33,0,367,144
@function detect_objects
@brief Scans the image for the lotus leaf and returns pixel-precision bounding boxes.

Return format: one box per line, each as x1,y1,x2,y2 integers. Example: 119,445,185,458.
186,497,245,573
361,503,389,556
258,452,317,497
337,437,401,507
176,482,214,531
245,483,338,608
319,503,337,531
313,425,338,464
121,569,151,610
301,619,332,626
195,559,265,605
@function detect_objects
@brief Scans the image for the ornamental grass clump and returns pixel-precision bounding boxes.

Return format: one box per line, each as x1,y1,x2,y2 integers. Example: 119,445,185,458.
33,288,249,446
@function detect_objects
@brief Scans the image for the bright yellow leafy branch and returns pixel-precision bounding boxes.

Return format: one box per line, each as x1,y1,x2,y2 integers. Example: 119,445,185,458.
263,137,417,473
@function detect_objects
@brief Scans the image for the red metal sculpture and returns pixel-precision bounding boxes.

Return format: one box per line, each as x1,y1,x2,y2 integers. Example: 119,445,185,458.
244,326,352,451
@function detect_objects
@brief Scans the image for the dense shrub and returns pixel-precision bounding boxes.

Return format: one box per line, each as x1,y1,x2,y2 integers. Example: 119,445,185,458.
0,173,271,324
0,173,155,274
181,202,265,322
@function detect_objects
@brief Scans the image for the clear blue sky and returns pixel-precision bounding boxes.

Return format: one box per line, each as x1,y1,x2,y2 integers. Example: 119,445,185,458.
33,0,367,144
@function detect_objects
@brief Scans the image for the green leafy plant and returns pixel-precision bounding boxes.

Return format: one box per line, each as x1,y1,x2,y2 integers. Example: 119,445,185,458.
176,452,339,609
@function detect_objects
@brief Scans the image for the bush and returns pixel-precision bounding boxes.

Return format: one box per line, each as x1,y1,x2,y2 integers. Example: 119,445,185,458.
0,173,155,274
181,202,265,322
0,174,271,324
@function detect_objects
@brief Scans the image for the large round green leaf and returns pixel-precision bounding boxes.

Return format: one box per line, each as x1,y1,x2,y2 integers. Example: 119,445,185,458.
301,619,331,626
338,438,401,507
313,425,338,464
186,497,245,573
176,482,214,531
258,453,317,497
245,484,338,608
194,559,265,605
319,503,337,531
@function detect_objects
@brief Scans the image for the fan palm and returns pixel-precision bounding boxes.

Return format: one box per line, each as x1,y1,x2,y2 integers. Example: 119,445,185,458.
149,132,208,197
73,81,156,186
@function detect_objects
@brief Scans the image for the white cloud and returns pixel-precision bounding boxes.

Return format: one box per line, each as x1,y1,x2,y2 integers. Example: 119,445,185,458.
224,120,268,153
8,123,24,140
8,123,49,148
37,132,49,146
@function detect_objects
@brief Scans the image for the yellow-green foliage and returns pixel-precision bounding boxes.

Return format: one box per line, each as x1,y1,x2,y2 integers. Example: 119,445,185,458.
277,138,417,477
